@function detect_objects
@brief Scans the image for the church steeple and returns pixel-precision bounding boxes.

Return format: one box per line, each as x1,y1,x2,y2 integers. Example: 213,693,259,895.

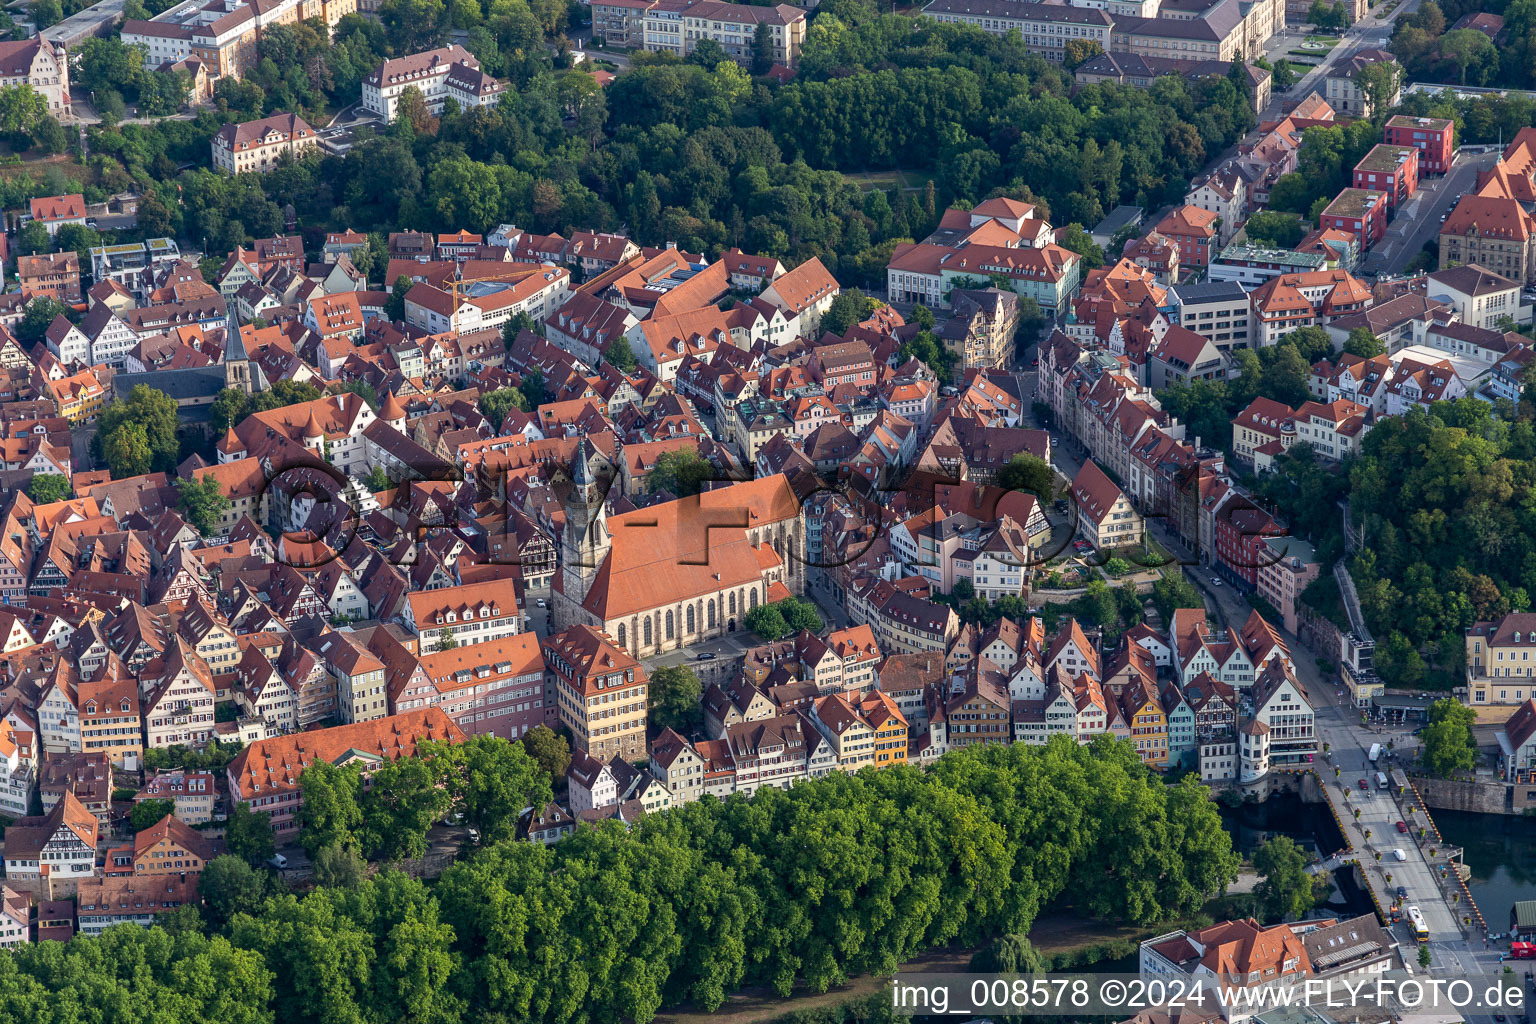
559,439,609,609
224,326,252,396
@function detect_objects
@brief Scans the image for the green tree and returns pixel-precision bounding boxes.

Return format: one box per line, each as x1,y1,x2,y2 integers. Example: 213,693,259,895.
1152,572,1205,624
647,447,715,498
818,289,881,337
228,890,379,1024
177,475,233,537
649,664,704,733
129,798,178,833
297,759,365,858
25,473,69,503
502,311,540,352
17,297,68,343
521,724,571,783
0,81,46,135
53,223,101,261
210,388,251,436
687,38,729,70
603,336,637,372
970,933,1045,974
96,384,180,474
1243,210,1307,249
1343,327,1385,358
898,330,958,383
199,853,275,927
997,453,1054,499
1307,0,1344,30
363,466,391,492
436,627,458,650
361,754,452,861
1063,38,1105,71
15,219,49,256
1253,836,1324,921
1354,59,1400,117
1260,344,1312,406
224,803,277,867
479,387,527,425
1420,945,1433,968
314,843,368,889
752,22,775,75
102,420,153,478
1055,222,1105,270
779,596,823,633
387,275,414,322
744,602,790,640
1438,28,1498,85
1421,698,1477,777
429,734,553,845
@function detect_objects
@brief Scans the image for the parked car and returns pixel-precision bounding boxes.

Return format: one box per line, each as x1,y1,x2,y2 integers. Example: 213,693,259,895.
696,652,718,661
267,854,288,870
1210,577,1223,586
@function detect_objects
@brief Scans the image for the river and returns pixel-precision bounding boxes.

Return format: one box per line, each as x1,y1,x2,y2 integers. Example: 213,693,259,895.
1218,790,1378,920
1434,809,1536,935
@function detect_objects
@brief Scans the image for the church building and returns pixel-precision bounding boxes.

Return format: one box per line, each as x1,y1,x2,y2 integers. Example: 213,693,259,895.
551,441,805,658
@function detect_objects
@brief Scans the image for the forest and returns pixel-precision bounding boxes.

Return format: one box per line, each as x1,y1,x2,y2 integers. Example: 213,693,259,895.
0,738,1237,1024
1387,0,1536,89
54,0,1259,287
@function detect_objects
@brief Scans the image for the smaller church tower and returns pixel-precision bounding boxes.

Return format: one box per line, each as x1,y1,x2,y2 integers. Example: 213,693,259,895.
303,409,325,452
216,427,244,464
380,390,407,431
223,325,253,396
558,439,610,612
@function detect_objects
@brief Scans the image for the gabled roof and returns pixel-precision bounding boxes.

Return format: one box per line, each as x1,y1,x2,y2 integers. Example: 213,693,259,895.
227,708,465,797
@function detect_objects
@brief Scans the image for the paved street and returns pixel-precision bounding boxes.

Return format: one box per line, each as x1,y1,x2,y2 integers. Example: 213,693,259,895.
1035,409,1512,984
1363,148,1498,276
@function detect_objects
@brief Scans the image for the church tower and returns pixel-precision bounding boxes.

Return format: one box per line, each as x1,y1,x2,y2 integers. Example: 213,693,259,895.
559,439,610,613
223,325,253,396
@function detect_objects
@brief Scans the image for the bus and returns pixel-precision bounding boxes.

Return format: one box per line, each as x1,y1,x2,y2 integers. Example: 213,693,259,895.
1406,906,1429,943
1369,743,1382,763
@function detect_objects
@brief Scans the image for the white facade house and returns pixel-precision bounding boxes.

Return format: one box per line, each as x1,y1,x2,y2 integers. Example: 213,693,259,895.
361,46,504,122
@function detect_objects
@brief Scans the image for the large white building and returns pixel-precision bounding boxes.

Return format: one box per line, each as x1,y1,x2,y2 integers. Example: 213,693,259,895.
211,112,319,174
123,0,356,81
361,46,504,122
0,39,70,119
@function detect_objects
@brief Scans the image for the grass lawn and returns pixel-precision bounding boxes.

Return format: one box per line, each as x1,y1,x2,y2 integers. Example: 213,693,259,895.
1303,34,1340,47
842,168,927,192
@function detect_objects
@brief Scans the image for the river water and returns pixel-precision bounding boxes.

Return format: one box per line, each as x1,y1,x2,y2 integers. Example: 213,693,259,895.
1218,791,1377,920
1433,809,1536,935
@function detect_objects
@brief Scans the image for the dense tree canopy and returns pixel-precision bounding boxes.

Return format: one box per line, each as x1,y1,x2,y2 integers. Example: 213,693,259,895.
0,740,1236,1024
68,9,1257,297
1420,697,1479,776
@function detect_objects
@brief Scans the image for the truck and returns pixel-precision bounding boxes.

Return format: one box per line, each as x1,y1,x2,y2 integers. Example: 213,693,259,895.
1505,942,1536,960
1376,771,1389,790
1368,743,1382,763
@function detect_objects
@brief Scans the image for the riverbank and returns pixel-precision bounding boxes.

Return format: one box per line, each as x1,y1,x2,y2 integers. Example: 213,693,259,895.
650,896,1252,1024
654,791,1357,1024
1435,808,1536,935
